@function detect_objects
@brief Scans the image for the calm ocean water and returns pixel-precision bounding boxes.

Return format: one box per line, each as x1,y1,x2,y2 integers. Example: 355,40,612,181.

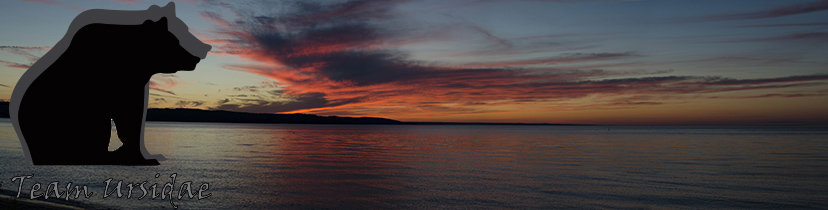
0,118,827,209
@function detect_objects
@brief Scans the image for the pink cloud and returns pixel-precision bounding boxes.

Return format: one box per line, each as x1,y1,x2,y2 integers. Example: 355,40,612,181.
22,0,60,5
20,0,83,11
148,75,181,95
195,0,828,118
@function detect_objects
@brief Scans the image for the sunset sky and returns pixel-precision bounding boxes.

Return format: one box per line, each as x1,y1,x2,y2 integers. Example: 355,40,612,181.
1,0,827,125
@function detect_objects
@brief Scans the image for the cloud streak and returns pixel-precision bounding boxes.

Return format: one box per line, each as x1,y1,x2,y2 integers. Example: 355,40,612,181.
717,32,828,43
0,60,32,69
194,0,828,119
700,0,828,21
148,75,181,95
740,22,828,27
0,46,51,69
20,0,83,11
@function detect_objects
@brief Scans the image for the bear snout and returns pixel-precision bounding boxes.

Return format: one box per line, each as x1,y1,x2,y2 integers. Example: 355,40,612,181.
179,55,201,71
198,43,212,58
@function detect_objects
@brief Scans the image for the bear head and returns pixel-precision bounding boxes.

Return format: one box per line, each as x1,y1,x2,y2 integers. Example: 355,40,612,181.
139,17,203,74
153,2,211,73
140,2,211,74
62,2,210,75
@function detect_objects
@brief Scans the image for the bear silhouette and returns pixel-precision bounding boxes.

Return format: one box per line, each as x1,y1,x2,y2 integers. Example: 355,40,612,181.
10,2,211,165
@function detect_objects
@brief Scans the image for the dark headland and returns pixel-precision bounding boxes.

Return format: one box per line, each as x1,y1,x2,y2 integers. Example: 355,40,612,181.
0,102,7,118
146,108,401,124
0,102,580,125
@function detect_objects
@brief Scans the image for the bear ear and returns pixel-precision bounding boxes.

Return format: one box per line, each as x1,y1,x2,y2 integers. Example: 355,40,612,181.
155,17,169,31
147,4,161,11
162,2,176,17
143,17,168,31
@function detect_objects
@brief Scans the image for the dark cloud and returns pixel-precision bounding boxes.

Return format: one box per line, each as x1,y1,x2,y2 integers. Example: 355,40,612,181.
609,101,663,106
707,93,828,99
740,22,828,27
226,1,426,86
200,0,828,115
211,1,633,78
285,50,425,85
700,74,828,85
0,60,31,69
148,93,186,99
0,84,10,88
176,100,205,107
213,92,336,113
699,0,828,21
148,97,168,106
463,21,512,48
148,75,181,95
701,56,817,65
439,32,592,58
717,32,828,43
0,46,50,69
430,74,828,100
150,88,176,95
462,52,637,68
233,85,259,92
281,0,406,27
266,89,285,96
148,81,176,95
0,46,49,61
554,75,828,94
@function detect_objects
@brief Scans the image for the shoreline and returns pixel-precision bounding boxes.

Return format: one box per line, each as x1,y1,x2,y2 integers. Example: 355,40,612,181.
0,189,112,210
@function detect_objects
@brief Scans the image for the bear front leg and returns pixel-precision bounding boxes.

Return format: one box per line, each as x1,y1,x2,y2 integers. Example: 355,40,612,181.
112,108,143,157
110,85,158,165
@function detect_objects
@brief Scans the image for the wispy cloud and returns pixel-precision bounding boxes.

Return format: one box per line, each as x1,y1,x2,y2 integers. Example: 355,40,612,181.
148,75,180,95
0,60,31,69
20,0,83,11
22,0,60,5
462,52,637,68
0,46,51,51
175,100,205,107
740,22,828,27
196,0,828,118
707,93,828,99
700,74,828,86
699,0,828,21
716,32,828,43
0,46,50,68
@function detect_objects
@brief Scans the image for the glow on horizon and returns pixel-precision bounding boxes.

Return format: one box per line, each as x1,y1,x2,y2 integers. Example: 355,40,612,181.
1,0,827,125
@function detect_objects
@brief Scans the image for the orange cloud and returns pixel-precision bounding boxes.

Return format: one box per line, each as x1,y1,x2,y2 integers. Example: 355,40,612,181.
193,0,828,124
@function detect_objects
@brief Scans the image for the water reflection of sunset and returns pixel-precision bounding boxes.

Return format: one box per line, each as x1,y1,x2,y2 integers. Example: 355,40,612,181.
1,120,826,209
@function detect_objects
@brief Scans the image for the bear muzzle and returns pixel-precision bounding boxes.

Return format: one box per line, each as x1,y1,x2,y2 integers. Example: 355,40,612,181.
158,55,201,73
179,54,202,71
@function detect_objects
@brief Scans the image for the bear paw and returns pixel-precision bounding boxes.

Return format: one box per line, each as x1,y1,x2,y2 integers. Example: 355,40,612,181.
109,147,161,165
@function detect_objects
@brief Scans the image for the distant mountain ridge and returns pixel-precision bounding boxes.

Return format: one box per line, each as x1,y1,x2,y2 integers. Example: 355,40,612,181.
0,102,8,118
146,108,401,124
0,102,399,124
0,102,397,124
1,102,577,125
